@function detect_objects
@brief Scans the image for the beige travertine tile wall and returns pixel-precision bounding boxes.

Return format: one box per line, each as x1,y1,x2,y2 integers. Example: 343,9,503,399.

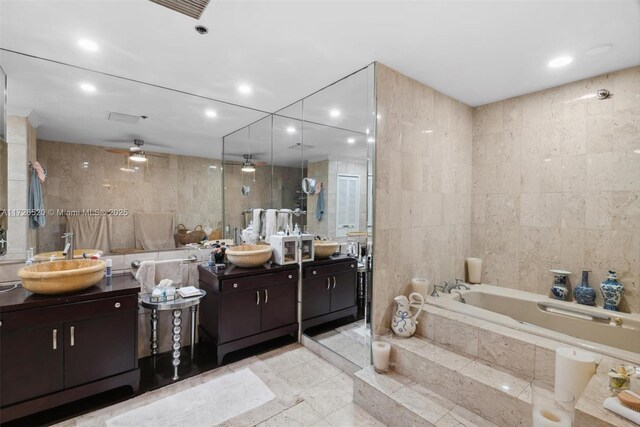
306,159,368,242
373,63,473,334
36,139,223,253
471,66,640,313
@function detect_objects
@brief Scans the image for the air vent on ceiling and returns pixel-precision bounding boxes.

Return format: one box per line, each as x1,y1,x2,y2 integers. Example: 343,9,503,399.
108,112,141,124
148,0,211,19
289,143,314,151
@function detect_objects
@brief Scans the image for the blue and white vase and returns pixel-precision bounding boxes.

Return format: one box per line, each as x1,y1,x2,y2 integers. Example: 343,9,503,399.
574,270,596,306
550,269,571,300
600,270,624,311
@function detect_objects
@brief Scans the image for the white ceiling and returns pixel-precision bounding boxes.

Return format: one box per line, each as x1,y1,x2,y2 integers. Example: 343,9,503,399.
0,0,638,159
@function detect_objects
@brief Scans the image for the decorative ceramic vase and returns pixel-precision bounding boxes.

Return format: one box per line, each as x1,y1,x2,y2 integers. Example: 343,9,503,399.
600,270,624,311
391,292,425,338
550,270,571,300
573,270,596,306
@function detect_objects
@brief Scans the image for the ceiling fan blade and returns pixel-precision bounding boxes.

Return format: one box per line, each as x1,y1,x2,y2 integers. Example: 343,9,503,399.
146,152,169,158
106,149,131,155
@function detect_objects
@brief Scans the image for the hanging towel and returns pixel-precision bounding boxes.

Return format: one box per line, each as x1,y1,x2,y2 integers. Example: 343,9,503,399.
33,161,46,183
264,209,278,243
28,169,46,230
133,212,176,250
277,209,293,233
252,209,262,243
66,215,111,253
135,261,156,293
315,186,325,221
154,259,183,286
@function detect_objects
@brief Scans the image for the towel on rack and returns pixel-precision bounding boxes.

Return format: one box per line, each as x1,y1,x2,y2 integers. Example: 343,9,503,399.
154,259,183,287
28,169,46,229
66,215,111,253
315,186,325,221
33,161,46,183
252,209,262,243
264,209,278,243
277,209,293,233
134,212,176,250
135,261,156,293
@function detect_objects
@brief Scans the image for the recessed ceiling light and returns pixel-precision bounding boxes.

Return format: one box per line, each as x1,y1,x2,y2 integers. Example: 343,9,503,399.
548,56,573,68
586,44,613,56
205,109,217,118
347,137,356,144
329,109,341,118
78,38,99,52
286,126,296,134
79,83,96,93
237,84,252,95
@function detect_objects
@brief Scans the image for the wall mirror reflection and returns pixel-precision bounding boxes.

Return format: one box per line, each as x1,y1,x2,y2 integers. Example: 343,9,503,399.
0,50,267,262
0,65,6,256
222,64,375,369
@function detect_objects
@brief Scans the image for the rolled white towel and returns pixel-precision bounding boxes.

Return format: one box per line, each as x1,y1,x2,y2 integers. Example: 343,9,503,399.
603,395,640,425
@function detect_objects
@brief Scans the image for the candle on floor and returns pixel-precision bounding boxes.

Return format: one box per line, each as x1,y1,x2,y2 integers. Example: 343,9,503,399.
554,347,596,402
411,278,429,298
532,405,572,427
372,341,391,373
466,258,482,284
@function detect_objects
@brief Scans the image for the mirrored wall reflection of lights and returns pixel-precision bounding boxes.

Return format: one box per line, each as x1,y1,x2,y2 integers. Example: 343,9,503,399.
347,137,356,144
286,126,296,134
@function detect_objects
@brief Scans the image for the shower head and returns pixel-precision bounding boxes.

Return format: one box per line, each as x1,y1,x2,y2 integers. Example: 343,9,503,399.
596,89,611,100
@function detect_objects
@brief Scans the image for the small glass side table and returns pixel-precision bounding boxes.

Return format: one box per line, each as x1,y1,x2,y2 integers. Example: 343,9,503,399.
139,290,206,380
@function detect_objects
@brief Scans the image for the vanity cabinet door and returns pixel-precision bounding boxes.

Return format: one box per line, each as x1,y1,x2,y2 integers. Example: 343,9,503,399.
302,275,332,320
261,281,297,331
330,270,357,312
219,288,262,343
0,323,64,406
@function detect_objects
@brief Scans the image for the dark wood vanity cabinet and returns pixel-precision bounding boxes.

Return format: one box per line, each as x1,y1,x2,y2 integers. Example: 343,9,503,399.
198,264,298,364
301,257,358,331
0,276,140,423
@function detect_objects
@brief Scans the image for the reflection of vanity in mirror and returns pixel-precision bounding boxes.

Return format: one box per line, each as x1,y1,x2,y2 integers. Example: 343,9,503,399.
0,65,7,256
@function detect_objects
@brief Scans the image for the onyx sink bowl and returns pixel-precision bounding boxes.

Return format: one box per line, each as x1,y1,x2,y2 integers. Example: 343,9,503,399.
18,259,106,295
314,241,339,259
226,245,273,268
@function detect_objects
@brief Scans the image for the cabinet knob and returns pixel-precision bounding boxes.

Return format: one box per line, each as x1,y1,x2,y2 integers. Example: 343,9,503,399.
233,283,238,288
288,274,293,279
350,264,354,268
313,270,317,275
114,302,121,308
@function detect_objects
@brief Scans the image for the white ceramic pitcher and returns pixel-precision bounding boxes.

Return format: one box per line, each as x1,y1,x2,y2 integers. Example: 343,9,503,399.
391,292,425,337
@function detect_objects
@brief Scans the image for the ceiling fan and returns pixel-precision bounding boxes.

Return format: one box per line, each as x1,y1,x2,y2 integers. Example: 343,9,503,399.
224,153,268,172
105,139,169,162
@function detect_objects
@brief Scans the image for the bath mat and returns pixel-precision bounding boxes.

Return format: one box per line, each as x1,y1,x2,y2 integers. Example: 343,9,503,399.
106,368,275,426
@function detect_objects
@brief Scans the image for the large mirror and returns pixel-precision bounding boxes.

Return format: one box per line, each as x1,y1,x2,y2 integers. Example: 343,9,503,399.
0,50,267,262
222,64,375,368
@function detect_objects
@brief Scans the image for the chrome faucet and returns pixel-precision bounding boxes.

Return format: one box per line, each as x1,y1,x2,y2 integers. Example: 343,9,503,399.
61,232,74,260
431,281,447,297
450,278,470,291
452,290,466,303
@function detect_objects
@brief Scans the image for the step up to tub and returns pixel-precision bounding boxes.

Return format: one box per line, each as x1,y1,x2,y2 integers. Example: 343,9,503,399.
383,335,533,426
353,366,499,427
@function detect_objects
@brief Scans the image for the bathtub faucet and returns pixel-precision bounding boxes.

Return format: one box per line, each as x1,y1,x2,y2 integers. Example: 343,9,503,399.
431,282,447,297
449,279,470,291
452,290,466,303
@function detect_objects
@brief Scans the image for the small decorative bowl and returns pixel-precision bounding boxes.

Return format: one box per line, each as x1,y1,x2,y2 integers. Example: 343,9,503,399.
609,363,634,391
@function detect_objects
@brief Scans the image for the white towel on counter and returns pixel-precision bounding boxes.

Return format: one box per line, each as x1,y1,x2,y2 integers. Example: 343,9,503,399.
277,209,293,233
603,395,640,425
154,259,183,286
135,261,156,293
252,209,262,243
264,209,278,244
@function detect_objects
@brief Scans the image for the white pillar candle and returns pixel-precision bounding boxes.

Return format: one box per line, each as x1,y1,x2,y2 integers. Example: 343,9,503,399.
466,258,482,284
532,405,572,427
372,341,391,373
554,347,596,402
411,278,429,298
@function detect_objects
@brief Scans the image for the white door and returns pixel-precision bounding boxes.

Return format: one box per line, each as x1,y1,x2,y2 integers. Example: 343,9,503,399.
336,174,360,237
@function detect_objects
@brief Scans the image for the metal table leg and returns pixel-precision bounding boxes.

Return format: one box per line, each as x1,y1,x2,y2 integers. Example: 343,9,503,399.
171,309,182,380
150,308,159,355
190,305,197,360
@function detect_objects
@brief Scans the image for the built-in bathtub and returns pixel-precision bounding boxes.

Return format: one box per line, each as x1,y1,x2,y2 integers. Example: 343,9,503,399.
427,284,640,363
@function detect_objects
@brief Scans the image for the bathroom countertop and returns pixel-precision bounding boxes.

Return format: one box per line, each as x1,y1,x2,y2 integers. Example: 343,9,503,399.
198,262,297,280
0,273,140,312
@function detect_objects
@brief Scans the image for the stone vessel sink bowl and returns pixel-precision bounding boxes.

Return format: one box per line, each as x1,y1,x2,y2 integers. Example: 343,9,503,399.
226,245,273,268
314,241,339,259
33,249,103,261
19,259,106,295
